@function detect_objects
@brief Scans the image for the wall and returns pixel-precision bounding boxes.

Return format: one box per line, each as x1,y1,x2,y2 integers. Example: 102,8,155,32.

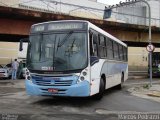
0,0,19,7
0,42,18,65
147,0,160,27
0,42,27,65
19,0,106,19
105,0,160,27
128,47,160,72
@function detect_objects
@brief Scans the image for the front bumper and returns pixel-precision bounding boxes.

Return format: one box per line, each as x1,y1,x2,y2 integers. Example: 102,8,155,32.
25,80,90,97
0,73,9,78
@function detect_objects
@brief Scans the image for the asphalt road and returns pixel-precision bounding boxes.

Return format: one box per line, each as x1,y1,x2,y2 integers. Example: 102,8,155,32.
0,78,160,120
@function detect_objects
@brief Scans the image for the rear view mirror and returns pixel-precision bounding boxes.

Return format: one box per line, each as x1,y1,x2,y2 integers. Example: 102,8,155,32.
19,39,23,51
19,38,29,51
90,56,99,66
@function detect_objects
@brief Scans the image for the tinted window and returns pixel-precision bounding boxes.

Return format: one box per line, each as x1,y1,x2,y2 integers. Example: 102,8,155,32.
93,34,98,56
6,63,11,68
28,32,88,71
107,39,114,59
119,45,123,60
123,47,128,61
99,35,105,46
113,42,119,60
98,35,107,58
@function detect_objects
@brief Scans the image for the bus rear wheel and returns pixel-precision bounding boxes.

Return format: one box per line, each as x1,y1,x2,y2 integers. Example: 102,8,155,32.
116,73,124,89
94,78,105,100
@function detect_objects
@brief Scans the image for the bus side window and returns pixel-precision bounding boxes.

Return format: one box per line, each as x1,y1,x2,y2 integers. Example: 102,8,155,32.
119,45,123,61
93,34,98,56
107,39,114,59
89,32,98,56
98,35,107,58
89,32,94,56
123,47,127,62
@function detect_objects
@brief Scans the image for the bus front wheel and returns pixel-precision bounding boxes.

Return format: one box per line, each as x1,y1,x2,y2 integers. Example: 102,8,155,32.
94,78,105,100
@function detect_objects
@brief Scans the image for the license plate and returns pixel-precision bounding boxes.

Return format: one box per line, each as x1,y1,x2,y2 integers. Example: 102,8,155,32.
48,88,58,93
0,74,4,77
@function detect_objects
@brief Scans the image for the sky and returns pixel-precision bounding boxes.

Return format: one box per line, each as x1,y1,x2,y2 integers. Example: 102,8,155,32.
97,0,126,5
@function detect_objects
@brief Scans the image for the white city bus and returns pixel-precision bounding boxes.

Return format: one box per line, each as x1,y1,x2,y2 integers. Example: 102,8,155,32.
20,20,128,99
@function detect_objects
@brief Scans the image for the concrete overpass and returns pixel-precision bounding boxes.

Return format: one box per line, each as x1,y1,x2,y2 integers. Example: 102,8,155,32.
0,6,160,47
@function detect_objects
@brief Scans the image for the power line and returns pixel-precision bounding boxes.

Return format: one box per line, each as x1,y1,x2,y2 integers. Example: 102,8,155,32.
40,0,56,11
10,0,38,7
0,1,9,6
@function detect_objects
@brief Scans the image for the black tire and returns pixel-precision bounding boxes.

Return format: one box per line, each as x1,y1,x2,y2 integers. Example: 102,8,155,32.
9,75,11,79
116,73,124,89
94,78,105,100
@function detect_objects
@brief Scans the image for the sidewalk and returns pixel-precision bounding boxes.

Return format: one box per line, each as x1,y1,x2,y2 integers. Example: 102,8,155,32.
128,71,148,79
128,71,160,102
147,85,160,97
128,84,160,103
0,79,25,88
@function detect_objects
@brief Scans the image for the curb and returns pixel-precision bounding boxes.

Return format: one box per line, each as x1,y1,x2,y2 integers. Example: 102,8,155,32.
0,80,24,84
128,76,148,79
147,91,160,97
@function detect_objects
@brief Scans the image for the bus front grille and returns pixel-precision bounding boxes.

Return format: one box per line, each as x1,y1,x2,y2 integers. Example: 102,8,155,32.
32,77,73,86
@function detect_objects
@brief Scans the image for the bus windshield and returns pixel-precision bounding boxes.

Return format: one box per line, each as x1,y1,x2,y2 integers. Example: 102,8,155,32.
27,32,88,72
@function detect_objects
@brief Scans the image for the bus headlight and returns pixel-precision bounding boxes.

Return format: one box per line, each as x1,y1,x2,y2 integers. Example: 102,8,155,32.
82,71,87,76
25,69,29,75
80,76,85,81
27,76,31,80
25,69,31,81
77,69,88,83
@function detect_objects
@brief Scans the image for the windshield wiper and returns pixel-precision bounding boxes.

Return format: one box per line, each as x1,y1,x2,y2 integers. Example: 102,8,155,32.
70,38,76,53
56,38,60,52
39,34,43,61
57,31,73,48
53,35,57,70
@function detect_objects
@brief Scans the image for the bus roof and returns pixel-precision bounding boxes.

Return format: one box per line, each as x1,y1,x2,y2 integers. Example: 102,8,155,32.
32,20,127,47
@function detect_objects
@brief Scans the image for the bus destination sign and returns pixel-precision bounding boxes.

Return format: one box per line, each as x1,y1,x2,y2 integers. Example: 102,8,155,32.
48,23,84,31
34,25,45,32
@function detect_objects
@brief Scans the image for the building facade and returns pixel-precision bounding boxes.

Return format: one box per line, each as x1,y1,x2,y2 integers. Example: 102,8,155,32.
0,42,18,64
18,0,106,19
0,0,19,7
105,0,160,27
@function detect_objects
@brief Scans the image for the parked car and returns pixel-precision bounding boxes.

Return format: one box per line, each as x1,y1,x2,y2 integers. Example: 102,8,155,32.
4,63,12,72
17,62,26,79
4,63,12,78
0,65,11,79
1,62,26,79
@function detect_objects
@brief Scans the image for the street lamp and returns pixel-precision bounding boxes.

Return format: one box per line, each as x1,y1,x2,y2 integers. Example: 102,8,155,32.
105,0,152,86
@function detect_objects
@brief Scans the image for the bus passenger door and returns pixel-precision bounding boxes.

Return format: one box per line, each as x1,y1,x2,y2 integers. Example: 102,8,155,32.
90,32,101,95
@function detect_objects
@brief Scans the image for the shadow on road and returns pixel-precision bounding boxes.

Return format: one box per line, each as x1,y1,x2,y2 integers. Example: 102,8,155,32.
31,86,126,107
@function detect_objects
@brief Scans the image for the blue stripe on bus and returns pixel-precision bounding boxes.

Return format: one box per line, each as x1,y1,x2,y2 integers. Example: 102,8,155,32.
25,80,90,97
